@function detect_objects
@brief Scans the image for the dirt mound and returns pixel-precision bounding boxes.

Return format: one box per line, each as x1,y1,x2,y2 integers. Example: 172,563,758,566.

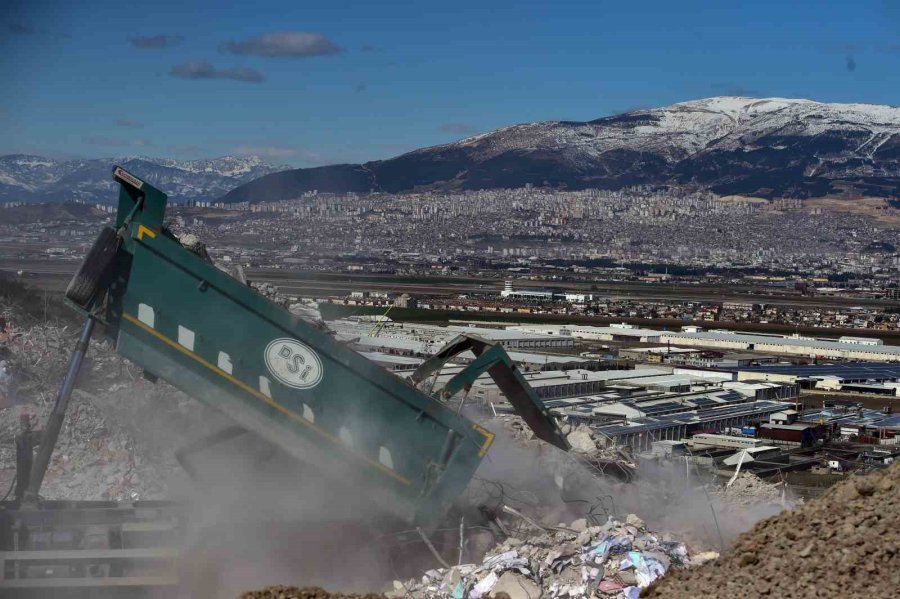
238,587,384,599
645,462,900,599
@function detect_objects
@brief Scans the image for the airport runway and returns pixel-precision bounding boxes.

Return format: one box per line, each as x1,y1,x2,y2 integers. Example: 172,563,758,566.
2,258,897,310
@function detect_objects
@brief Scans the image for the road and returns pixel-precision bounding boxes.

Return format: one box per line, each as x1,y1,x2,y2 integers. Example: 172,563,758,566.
2,259,898,310
6,258,900,342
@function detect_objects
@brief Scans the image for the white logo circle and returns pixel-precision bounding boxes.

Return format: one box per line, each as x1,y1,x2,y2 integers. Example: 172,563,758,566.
264,338,323,389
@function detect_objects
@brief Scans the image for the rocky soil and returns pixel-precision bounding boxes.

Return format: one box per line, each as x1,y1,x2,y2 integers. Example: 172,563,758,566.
645,461,900,599
0,276,220,501
239,588,385,599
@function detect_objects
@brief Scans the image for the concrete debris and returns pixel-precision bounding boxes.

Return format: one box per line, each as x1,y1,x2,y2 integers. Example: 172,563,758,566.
0,310,208,501
178,233,212,262
391,515,691,599
712,471,785,506
252,281,290,308
566,428,597,454
493,416,637,478
493,414,538,445
687,551,719,567
238,587,385,599
0,359,13,407
645,462,900,599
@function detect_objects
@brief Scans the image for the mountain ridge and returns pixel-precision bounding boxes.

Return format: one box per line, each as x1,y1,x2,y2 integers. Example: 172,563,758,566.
221,96,900,202
0,155,286,204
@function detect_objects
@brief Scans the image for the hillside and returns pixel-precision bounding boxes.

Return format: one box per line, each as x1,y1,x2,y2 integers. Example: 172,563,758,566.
221,97,900,202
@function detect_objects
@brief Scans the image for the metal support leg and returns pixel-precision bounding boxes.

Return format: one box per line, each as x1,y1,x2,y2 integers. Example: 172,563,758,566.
24,315,96,504
174,426,249,481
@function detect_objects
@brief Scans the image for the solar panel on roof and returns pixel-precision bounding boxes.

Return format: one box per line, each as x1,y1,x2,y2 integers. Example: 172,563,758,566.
690,398,720,408
543,399,571,408
717,391,746,403
742,362,900,380
639,402,688,415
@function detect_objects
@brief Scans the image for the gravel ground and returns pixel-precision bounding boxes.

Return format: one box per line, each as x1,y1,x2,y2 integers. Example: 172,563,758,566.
644,461,900,599
239,587,385,599
0,312,220,501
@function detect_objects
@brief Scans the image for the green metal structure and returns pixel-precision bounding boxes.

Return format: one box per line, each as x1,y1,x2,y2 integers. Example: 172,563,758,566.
410,334,570,450
67,166,498,528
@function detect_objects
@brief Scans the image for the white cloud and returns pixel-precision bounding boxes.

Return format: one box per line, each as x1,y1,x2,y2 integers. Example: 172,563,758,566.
223,31,341,58
170,61,264,83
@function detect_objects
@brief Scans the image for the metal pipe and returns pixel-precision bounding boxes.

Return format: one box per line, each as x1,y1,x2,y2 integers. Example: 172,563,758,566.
439,429,458,466
457,516,465,565
416,526,450,569
25,315,95,503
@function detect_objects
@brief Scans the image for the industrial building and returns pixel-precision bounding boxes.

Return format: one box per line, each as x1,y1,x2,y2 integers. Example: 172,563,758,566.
462,351,597,372
499,281,593,303
582,397,794,452
499,280,556,301
732,362,900,396
329,319,575,355
332,318,814,453
539,383,798,452
508,323,662,343
658,330,900,362
798,404,900,443
618,346,700,362
500,322,900,362
424,366,677,403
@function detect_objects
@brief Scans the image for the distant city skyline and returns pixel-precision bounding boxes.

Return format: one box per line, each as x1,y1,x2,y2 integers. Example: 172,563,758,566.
2,0,899,166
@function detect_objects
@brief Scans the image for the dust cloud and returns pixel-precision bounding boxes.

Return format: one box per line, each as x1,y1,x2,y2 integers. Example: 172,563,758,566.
464,419,787,549
159,411,790,598
167,433,399,599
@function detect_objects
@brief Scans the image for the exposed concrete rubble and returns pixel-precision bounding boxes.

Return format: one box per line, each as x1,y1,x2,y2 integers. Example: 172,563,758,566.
0,297,214,501
492,415,637,484
0,397,173,501
712,471,786,506
253,281,290,308
389,515,693,599
0,358,12,404
645,462,900,599
178,232,212,263
495,416,636,466
239,588,385,599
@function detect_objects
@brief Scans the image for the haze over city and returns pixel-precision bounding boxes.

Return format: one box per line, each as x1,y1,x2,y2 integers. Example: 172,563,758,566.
1,2,899,598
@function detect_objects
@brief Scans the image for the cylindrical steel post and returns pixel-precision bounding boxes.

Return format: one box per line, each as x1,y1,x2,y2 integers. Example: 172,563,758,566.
24,316,95,503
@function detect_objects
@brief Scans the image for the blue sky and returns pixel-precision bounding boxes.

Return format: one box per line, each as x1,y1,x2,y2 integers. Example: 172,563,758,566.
2,0,898,166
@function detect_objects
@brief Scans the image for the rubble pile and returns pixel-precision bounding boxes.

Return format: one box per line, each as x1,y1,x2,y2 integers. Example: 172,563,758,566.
492,416,636,471
177,233,212,262
391,515,694,599
0,359,11,405
0,298,210,501
492,414,543,446
713,471,784,506
239,587,385,599
645,462,900,599
0,320,76,407
561,424,635,464
0,395,174,501
252,281,290,308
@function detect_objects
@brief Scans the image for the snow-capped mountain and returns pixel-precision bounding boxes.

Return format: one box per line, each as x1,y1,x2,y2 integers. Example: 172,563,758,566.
0,155,286,204
221,97,900,202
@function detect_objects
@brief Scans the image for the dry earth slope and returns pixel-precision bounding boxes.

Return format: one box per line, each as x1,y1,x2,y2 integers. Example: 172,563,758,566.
644,462,900,599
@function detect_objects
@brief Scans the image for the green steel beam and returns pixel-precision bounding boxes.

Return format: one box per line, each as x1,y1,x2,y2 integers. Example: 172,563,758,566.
411,334,570,450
